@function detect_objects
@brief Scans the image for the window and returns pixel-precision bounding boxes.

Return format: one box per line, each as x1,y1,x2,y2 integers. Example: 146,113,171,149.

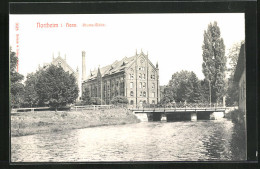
130,91,134,96
152,92,155,98
152,100,155,104
151,74,155,80
130,82,133,89
129,74,134,79
130,100,134,105
139,67,145,71
140,91,143,97
143,91,146,97
139,82,142,88
143,74,146,79
143,82,146,88
152,83,155,89
139,73,142,79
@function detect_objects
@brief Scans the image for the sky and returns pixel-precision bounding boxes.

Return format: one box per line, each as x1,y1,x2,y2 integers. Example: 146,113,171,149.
9,13,245,85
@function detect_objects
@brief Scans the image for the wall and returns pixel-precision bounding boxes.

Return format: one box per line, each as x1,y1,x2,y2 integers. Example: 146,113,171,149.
239,70,246,113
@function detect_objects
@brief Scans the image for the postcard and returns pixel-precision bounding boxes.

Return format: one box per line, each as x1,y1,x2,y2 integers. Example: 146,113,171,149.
10,12,246,162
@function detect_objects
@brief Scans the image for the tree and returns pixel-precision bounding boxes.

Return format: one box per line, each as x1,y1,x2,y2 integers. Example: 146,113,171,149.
168,70,192,102
22,73,40,107
111,96,128,106
202,21,226,103
160,86,174,104
188,72,202,103
227,40,245,76
82,87,92,105
225,41,244,106
35,65,79,111
10,48,24,108
164,70,202,103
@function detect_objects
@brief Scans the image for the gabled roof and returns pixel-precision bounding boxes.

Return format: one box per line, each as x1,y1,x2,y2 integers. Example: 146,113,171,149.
234,43,245,82
53,56,76,74
42,55,77,77
86,55,136,81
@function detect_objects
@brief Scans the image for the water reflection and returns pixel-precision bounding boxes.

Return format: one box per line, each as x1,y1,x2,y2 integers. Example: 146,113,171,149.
11,119,246,162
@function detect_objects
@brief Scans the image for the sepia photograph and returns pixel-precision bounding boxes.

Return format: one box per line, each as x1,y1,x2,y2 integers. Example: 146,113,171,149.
9,13,246,162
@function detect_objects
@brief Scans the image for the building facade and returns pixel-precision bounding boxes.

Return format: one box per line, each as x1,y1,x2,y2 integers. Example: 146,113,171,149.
234,43,246,113
82,50,160,107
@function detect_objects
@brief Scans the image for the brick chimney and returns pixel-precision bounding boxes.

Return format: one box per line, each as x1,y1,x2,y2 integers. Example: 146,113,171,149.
82,51,86,81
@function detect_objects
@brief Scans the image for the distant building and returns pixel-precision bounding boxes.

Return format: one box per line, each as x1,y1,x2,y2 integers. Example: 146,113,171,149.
41,53,80,100
234,43,245,112
81,50,160,107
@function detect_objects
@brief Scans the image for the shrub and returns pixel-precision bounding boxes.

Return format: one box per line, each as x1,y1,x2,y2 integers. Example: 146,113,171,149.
111,96,128,107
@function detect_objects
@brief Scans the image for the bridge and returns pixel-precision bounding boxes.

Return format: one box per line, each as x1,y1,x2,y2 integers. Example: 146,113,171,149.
130,107,227,122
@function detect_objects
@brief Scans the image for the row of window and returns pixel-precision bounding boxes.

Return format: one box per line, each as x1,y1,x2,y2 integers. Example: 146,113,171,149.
130,82,155,89
130,91,156,97
128,73,156,80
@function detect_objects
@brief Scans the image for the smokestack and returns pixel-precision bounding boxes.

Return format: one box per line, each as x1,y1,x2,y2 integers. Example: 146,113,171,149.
82,51,86,81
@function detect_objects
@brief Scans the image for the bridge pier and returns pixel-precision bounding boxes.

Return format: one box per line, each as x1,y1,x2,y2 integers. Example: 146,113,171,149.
191,112,197,121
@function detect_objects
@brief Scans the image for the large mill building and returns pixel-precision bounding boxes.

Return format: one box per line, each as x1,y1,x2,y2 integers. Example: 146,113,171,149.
81,50,160,107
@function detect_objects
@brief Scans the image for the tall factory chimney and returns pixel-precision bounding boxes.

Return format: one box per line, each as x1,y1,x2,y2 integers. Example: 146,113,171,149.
82,51,86,81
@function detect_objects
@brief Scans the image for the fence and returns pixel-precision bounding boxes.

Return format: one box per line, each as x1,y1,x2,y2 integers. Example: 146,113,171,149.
73,105,112,111
11,107,50,113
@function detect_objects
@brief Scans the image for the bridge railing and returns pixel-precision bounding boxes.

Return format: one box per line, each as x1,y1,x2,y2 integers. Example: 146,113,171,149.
141,102,224,109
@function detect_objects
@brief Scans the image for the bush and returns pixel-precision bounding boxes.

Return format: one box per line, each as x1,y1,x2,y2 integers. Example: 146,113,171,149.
111,96,128,107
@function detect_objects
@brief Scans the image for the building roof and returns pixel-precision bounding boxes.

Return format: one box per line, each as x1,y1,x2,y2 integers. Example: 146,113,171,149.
234,43,245,82
42,55,78,77
85,54,137,81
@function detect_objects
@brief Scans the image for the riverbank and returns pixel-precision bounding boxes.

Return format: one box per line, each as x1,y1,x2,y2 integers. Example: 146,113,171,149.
224,108,246,160
11,108,140,137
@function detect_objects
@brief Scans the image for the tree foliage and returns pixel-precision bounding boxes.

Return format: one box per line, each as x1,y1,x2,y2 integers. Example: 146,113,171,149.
10,48,24,108
22,72,40,107
227,40,244,76
225,41,244,106
202,21,226,102
82,87,92,105
90,97,103,105
35,65,79,110
111,96,128,105
161,70,202,104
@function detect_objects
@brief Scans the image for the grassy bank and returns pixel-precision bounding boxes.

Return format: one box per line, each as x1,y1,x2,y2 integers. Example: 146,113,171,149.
225,108,247,160
11,108,140,137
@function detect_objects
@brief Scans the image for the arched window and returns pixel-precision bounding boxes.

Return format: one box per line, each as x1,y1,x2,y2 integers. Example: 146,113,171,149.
130,91,134,96
130,100,134,105
130,82,133,89
140,91,143,97
139,73,142,79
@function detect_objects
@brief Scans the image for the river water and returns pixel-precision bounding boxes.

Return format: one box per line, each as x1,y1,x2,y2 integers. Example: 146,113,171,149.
11,119,246,162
